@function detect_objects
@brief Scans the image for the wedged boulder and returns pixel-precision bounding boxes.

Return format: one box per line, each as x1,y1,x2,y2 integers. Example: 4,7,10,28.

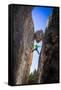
34,30,44,43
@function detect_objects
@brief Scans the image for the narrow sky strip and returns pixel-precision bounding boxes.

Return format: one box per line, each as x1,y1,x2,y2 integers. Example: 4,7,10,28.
30,6,53,73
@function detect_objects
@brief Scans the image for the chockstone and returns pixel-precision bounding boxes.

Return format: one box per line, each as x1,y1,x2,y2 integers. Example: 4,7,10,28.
34,30,44,43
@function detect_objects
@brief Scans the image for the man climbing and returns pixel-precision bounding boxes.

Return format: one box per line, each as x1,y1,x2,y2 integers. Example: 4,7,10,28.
32,44,41,54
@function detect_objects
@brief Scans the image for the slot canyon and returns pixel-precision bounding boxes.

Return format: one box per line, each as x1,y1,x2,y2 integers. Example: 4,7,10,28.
8,5,59,85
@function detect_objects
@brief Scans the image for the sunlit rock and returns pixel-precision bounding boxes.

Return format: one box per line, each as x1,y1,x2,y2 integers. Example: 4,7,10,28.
10,5,34,85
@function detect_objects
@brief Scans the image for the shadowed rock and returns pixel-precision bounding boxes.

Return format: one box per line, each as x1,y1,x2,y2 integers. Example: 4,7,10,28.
37,8,59,84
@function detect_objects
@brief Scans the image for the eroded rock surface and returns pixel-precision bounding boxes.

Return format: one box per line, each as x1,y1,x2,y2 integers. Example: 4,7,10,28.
37,8,59,83
9,5,34,85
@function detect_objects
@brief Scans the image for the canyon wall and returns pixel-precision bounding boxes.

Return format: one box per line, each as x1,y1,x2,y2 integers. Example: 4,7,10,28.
37,8,59,83
9,5,34,85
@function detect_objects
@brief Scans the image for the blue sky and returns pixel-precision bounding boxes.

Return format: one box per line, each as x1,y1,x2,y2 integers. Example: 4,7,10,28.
30,6,53,73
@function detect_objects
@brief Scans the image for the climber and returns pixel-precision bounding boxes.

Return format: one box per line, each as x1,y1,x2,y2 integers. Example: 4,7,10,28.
32,44,41,54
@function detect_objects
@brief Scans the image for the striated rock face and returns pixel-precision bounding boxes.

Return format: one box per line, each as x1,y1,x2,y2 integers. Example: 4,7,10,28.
10,5,34,85
38,8,59,83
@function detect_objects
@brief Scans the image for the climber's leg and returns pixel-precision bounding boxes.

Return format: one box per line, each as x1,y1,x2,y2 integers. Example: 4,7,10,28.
32,48,36,52
36,49,40,54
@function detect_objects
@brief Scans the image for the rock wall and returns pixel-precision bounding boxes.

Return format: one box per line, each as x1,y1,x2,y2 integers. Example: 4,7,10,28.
9,5,34,85
37,8,59,83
